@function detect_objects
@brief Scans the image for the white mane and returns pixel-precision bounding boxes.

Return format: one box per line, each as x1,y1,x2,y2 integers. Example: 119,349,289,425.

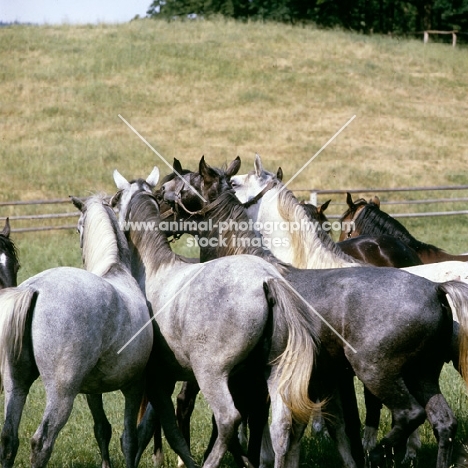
273,186,362,269
82,195,123,277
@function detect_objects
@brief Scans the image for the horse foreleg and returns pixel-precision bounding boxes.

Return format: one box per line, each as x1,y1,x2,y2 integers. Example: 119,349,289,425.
86,394,112,468
135,402,162,467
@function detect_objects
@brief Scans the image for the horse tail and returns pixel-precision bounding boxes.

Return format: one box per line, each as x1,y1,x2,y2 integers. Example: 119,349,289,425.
0,287,37,380
138,393,149,424
264,277,320,424
438,281,468,384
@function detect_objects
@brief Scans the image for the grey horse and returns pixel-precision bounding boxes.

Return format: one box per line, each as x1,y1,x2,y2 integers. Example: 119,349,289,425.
111,168,320,468
0,195,153,467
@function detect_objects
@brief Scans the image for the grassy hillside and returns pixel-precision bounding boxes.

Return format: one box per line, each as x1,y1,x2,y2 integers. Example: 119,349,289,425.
1,18,468,467
2,18,468,276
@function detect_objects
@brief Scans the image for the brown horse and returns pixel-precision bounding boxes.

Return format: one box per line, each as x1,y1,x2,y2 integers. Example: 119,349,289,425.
339,193,468,264
301,201,422,268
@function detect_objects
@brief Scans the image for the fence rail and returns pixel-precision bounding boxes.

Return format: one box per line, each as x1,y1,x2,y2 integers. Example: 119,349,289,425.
2,185,468,232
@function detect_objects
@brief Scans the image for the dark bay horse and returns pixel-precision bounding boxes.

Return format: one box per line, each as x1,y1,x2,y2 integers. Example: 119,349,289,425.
111,168,321,468
300,201,423,268
0,218,20,288
158,157,468,468
339,193,468,264
0,195,153,468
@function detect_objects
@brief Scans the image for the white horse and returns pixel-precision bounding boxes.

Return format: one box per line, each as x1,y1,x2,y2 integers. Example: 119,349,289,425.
231,154,468,284
0,195,153,468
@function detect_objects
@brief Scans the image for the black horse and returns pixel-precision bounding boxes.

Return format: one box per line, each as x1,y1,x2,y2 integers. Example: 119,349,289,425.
0,218,20,288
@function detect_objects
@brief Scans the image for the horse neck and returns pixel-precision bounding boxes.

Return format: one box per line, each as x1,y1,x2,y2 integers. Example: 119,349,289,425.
125,195,183,286
197,192,288,272
255,187,361,269
82,200,132,277
355,206,446,261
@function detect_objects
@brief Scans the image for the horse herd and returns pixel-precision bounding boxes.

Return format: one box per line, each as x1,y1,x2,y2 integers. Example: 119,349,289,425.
0,155,468,468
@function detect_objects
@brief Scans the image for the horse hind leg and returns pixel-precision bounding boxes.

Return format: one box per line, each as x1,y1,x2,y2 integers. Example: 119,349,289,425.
1,373,37,467
86,394,112,468
421,389,457,468
30,390,77,467
366,377,426,468
176,381,199,468
197,377,242,468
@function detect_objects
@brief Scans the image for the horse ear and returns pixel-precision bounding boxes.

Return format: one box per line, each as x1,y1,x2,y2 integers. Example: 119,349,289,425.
225,156,241,178
1,218,10,238
319,199,331,213
146,167,160,188
199,156,217,184
110,191,122,208
173,158,183,174
114,170,130,190
276,167,283,181
71,196,85,212
370,195,380,208
254,153,263,177
346,192,354,208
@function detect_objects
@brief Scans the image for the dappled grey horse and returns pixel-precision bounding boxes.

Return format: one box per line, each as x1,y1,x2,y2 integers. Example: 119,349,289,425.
0,195,153,468
111,168,320,468
159,157,468,468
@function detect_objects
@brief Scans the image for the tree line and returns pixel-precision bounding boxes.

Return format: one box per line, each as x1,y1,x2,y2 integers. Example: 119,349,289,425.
147,0,468,36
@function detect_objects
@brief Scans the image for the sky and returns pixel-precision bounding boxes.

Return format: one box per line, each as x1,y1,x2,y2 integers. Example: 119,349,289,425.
1,0,153,25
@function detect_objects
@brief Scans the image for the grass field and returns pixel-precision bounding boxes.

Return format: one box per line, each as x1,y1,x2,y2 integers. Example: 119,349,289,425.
1,17,468,467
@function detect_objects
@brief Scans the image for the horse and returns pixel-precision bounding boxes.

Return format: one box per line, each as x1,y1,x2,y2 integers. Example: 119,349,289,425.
227,154,468,457
339,193,468,264
159,156,468,468
0,218,20,288
300,201,423,267
111,168,320,468
0,195,153,468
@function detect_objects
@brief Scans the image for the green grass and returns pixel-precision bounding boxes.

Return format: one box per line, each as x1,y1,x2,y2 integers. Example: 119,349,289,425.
2,17,468,467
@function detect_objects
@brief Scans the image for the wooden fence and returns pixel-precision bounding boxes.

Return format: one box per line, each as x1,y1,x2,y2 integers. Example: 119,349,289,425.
2,185,468,232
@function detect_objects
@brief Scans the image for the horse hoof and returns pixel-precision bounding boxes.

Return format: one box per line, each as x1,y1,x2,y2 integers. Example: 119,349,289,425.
177,456,186,468
152,450,165,468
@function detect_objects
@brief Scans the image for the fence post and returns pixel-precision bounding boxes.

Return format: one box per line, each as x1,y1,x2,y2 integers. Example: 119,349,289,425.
309,191,318,206
424,31,429,43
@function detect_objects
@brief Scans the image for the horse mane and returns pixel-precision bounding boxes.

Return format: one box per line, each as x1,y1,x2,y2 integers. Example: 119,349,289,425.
201,190,291,275
271,183,362,268
125,191,188,274
350,202,441,254
82,194,131,277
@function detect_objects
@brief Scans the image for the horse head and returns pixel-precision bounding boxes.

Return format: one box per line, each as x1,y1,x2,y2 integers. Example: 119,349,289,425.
230,154,281,205
338,193,371,241
160,156,240,216
0,218,20,288
110,167,160,225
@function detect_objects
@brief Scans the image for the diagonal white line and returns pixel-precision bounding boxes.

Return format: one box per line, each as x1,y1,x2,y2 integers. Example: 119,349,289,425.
118,114,207,203
266,115,356,203
282,278,357,354
117,265,207,354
